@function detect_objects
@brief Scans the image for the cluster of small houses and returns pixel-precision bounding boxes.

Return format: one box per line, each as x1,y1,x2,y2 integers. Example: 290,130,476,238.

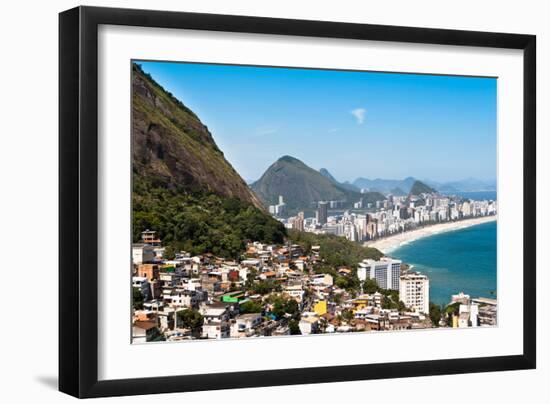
132,230,497,343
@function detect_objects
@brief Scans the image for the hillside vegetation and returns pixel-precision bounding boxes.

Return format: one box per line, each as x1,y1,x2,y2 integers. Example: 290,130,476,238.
133,177,285,258
288,229,383,267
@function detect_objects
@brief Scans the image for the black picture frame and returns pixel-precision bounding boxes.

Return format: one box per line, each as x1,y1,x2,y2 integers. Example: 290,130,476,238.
59,5,536,398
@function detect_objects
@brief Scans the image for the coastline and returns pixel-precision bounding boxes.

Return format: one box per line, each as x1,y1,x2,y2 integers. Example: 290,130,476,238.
364,215,497,254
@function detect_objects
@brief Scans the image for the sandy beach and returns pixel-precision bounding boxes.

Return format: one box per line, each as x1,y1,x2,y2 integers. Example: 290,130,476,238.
364,215,497,254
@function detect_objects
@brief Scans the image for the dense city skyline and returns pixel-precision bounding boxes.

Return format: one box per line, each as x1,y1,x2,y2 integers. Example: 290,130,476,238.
137,60,497,183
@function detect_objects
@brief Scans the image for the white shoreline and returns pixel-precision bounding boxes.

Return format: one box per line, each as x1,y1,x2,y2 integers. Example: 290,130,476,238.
364,215,497,254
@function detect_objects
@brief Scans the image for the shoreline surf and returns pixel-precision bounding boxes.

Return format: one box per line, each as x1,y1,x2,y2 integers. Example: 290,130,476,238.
364,215,497,254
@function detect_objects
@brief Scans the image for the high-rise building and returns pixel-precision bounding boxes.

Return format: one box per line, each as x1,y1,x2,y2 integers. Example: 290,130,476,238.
357,258,402,291
293,212,305,232
268,195,286,217
317,201,328,225
461,201,472,217
356,215,368,241
366,221,377,240
399,272,430,314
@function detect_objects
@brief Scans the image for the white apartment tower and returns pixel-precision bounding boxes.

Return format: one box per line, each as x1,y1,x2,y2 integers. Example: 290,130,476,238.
357,258,402,291
399,272,430,314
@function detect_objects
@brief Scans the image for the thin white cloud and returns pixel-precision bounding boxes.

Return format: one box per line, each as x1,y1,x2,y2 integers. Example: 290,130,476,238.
328,128,340,133
255,127,278,136
350,108,366,124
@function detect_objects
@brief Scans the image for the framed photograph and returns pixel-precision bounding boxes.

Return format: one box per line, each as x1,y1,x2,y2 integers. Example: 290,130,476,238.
59,6,536,398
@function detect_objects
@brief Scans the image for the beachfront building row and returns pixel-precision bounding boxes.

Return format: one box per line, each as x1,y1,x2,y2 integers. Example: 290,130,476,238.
280,193,497,244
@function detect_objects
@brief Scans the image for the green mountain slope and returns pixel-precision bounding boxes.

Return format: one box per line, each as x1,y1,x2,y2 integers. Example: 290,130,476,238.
360,191,388,204
132,63,263,209
251,156,363,212
409,180,437,196
319,168,338,183
390,187,407,196
132,63,285,257
319,168,360,192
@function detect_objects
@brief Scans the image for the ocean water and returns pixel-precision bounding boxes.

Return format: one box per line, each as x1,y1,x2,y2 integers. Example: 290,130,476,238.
391,221,497,306
441,191,497,201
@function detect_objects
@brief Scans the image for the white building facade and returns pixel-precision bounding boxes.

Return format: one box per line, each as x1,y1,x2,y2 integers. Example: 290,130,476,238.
358,258,402,290
399,272,430,314
132,243,155,264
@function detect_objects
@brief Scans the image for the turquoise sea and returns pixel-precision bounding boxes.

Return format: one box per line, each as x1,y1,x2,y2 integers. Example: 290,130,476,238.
391,220,497,306
441,191,497,201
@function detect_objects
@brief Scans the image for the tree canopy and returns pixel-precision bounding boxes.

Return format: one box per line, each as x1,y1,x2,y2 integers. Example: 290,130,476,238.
133,177,286,259
288,319,301,335
267,294,300,319
288,229,383,267
132,287,144,310
240,300,263,314
429,302,442,327
176,309,204,330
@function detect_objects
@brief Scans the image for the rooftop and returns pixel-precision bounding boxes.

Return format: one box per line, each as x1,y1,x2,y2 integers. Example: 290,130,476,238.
238,313,262,320
202,307,227,316
133,320,157,331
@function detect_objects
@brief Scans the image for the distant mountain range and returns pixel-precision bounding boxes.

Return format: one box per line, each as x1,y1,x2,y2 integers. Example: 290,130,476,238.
249,156,493,214
390,187,407,196
353,176,495,194
353,177,417,195
319,168,361,192
423,178,497,193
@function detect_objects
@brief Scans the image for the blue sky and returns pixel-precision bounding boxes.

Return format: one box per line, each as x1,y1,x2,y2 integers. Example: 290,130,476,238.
137,60,497,183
